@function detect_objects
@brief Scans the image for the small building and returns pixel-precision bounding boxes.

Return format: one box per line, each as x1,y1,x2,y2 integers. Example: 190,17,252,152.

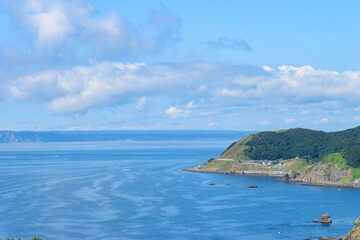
250,160,255,164
268,161,276,165
262,161,268,165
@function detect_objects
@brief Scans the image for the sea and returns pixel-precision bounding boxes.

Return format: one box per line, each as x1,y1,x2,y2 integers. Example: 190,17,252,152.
0,134,359,240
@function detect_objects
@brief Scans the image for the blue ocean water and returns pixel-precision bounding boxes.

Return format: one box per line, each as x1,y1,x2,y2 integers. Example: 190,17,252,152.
0,140,359,240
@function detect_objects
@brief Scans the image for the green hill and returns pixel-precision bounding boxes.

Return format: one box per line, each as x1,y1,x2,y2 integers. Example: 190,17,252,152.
186,126,360,186
221,126,360,168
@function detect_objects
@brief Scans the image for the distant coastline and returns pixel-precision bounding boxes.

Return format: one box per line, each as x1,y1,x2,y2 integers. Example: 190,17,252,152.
0,130,252,143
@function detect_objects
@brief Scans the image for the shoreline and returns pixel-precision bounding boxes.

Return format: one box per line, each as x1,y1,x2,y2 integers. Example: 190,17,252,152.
184,167,360,188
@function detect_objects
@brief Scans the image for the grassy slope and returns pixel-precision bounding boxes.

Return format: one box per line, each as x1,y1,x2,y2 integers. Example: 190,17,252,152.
281,159,314,175
219,133,254,160
321,153,360,182
200,159,241,171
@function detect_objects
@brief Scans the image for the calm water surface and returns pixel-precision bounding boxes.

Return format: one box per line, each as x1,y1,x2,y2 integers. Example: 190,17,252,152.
0,140,359,240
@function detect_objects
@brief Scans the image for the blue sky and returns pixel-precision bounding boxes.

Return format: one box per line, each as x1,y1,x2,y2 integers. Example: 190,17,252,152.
1,0,360,131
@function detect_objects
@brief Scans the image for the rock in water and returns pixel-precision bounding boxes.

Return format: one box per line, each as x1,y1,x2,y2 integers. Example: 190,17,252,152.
248,185,257,188
313,214,332,224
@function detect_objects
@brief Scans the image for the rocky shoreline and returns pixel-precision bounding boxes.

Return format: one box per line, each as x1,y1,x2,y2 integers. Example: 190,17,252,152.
184,167,285,176
184,167,360,188
288,179,360,188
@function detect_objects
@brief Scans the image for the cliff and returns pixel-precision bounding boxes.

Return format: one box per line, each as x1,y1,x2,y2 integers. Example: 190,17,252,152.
343,222,360,240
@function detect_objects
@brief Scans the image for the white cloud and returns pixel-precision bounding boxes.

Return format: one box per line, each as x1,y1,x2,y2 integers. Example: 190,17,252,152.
260,120,270,126
28,4,74,49
221,65,360,106
4,0,181,58
135,96,147,111
165,107,191,118
8,61,212,114
317,118,329,124
197,85,207,92
221,88,242,97
186,101,197,109
354,116,360,121
261,65,274,72
208,121,219,127
284,118,294,124
6,61,360,116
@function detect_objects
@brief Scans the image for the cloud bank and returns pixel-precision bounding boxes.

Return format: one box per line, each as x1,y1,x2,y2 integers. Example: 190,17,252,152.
2,0,181,62
3,61,360,115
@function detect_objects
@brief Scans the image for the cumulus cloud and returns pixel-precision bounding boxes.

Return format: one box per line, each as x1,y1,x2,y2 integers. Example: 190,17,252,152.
165,107,191,118
4,61,259,114
203,37,252,51
8,61,208,114
4,61,360,116
221,65,360,106
3,0,181,60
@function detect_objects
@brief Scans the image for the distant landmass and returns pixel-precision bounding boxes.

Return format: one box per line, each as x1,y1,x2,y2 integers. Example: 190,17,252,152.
186,126,360,187
0,130,252,143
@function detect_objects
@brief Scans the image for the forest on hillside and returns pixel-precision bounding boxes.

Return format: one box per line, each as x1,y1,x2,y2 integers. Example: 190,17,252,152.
243,127,360,168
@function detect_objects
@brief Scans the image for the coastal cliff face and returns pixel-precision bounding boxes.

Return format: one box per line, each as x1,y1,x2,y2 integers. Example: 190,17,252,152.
296,163,352,183
343,222,360,240
0,131,37,143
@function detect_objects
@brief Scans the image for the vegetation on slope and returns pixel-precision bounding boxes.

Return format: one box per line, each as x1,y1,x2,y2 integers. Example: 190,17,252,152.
222,126,360,168
342,146,360,168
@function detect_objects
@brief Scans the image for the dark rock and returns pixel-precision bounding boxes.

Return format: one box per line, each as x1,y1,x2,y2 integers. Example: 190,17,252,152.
313,214,332,224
